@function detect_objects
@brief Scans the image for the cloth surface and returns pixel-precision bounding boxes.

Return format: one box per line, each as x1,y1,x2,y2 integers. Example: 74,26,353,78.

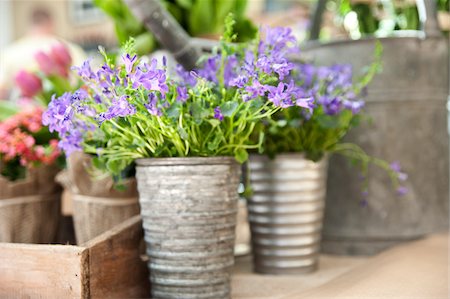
232,233,449,299
294,233,449,299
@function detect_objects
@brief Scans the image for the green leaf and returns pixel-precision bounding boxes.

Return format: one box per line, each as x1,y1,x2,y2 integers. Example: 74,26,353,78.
317,115,341,129
207,135,221,151
167,102,182,118
220,101,238,117
0,102,19,121
188,0,214,36
207,119,220,127
190,101,209,121
178,126,188,140
175,0,192,9
106,159,127,175
317,110,354,130
234,148,248,163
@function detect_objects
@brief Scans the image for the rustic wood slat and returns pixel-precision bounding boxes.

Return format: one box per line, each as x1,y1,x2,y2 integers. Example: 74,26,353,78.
0,243,88,299
83,215,150,299
0,215,150,298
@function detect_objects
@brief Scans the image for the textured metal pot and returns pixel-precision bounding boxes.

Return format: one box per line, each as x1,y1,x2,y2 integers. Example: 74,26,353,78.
299,0,449,255
247,154,328,274
136,157,240,299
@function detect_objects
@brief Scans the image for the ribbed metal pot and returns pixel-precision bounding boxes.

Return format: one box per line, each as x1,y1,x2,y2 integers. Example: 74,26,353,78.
247,154,328,275
135,157,241,299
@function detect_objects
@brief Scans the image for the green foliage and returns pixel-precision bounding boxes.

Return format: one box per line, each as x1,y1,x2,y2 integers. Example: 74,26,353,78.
259,44,382,162
334,0,449,36
0,102,19,121
94,0,257,54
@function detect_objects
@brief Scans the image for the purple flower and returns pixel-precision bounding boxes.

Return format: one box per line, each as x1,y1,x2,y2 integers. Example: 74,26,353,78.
72,59,95,80
214,106,224,121
175,65,197,86
244,80,267,99
98,95,136,123
390,161,401,172
122,54,137,74
131,63,168,95
176,86,188,102
390,161,408,181
319,96,342,115
145,93,162,116
224,55,238,87
198,55,220,83
272,58,294,80
43,93,73,135
397,186,408,196
94,94,102,104
296,97,314,111
58,130,83,156
344,100,365,114
268,83,291,107
229,75,248,88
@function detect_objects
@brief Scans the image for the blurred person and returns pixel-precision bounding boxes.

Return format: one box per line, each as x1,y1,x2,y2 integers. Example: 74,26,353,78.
0,8,85,100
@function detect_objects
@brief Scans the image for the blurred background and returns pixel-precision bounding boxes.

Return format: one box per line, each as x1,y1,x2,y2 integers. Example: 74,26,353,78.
1,0,448,54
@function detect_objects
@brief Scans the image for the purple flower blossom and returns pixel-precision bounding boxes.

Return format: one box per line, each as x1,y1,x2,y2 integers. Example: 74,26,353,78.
229,75,248,88
58,130,83,156
359,199,368,207
397,186,408,196
98,95,136,123
176,86,188,102
344,100,365,114
42,93,73,135
244,80,266,99
267,83,293,108
175,65,197,86
72,59,95,80
131,64,168,95
122,54,137,73
198,55,220,83
390,161,408,181
145,93,162,116
224,55,238,87
272,58,294,80
214,106,224,121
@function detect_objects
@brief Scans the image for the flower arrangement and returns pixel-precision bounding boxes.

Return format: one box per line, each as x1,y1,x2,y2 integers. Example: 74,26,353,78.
0,106,61,181
14,42,75,105
43,17,313,176
250,29,407,196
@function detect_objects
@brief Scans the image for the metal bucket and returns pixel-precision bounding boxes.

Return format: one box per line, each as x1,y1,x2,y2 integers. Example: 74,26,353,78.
135,157,240,299
300,0,449,255
247,154,328,274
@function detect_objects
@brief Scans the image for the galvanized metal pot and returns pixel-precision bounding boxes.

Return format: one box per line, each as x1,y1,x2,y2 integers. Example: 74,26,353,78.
135,157,241,299
247,154,328,274
301,0,449,255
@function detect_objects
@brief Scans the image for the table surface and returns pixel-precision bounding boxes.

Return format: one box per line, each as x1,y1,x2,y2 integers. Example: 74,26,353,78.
231,254,367,299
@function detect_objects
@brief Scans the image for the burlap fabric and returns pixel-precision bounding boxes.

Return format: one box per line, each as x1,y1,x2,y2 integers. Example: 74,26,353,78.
56,152,139,244
0,165,61,243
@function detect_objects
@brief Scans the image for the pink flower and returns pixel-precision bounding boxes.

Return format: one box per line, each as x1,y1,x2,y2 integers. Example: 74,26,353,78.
50,43,72,68
35,51,57,75
14,70,43,97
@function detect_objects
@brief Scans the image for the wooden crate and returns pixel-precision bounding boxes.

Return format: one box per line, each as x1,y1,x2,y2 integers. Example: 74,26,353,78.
0,215,150,298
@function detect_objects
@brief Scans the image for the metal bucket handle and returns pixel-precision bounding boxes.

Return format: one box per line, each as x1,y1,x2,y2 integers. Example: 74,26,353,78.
309,0,442,40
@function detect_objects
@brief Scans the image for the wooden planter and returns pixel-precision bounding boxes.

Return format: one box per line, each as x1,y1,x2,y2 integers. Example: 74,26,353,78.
0,215,150,298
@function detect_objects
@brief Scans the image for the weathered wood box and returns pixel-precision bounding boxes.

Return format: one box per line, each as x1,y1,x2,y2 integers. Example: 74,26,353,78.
0,215,150,298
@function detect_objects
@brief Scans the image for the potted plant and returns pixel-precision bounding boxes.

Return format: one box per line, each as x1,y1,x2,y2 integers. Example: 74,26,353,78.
0,105,63,243
43,17,312,298
244,29,408,274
